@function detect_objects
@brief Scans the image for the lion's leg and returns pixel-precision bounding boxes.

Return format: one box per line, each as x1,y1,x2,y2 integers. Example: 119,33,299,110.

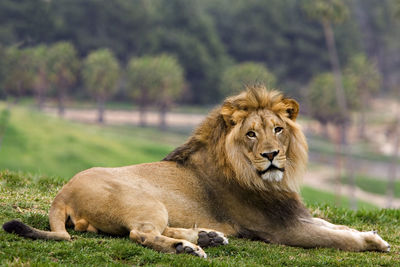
276,220,390,252
162,227,228,247
74,219,98,233
129,225,207,258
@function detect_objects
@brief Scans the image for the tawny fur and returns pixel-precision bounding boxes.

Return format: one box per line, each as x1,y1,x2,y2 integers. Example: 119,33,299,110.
3,85,390,257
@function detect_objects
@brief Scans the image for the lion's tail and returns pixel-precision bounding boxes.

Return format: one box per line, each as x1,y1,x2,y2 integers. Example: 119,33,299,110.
2,220,71,241
3,199,71,241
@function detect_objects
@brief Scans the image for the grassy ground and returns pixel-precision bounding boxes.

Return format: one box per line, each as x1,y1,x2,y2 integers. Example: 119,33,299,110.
0,103,185,180
300,187,377,210
1,170,399,266
1,103,399,265
340,175,400,198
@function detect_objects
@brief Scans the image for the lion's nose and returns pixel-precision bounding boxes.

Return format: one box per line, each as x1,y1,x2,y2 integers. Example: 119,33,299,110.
261,150,279,161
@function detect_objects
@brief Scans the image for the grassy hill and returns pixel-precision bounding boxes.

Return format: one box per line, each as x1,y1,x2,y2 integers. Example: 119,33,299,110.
1,170,399,266
0,103,183,179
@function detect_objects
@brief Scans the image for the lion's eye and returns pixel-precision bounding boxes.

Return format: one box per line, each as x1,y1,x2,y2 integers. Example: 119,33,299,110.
246,131,256,138
274,127,283,134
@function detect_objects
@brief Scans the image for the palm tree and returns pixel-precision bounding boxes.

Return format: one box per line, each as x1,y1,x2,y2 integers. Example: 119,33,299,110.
127,54,184,129
47,42,79,117
30,45,50,110
345,54,381,139
303,0,352,207
82,49,121,123
303,0,349,119
3,46,34,103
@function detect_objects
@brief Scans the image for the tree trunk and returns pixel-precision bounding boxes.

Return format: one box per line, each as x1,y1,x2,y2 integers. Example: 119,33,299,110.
159,103,168,131
322,19,353,208
37,88,45,110
386,104,399,208
97,97,105,124
321,19,348,115
358,92,368,140
334,125,344,206
139,103,147,127
58,92,65,117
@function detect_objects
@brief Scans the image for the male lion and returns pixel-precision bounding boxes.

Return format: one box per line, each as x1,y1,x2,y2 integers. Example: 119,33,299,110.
3,86,390,257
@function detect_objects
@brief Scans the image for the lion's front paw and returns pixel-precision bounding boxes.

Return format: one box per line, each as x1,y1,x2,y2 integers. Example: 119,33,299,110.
175,241,207,258
197,230,229,248
362,231,390,252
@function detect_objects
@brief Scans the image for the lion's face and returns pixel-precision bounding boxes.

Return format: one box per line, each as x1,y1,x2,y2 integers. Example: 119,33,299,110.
225,109,290,184
239,110,290,182
219,87,308,192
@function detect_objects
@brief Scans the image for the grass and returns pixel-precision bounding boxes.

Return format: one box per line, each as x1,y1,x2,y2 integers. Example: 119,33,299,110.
0,103,187,180
1,170,399,266
301,186,377,210
0,104,399,265
340,175,400,198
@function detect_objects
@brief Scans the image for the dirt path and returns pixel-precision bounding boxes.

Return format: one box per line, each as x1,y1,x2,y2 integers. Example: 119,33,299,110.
44,107,205,128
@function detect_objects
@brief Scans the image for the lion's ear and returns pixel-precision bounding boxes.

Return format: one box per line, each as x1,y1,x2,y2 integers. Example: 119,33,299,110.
220,103,237,126
282,98,299,121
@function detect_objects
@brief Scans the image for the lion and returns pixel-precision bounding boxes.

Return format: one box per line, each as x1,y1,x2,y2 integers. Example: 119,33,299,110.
3,85,390,257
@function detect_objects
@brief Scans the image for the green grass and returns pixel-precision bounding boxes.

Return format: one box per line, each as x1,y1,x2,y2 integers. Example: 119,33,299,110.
1,170,399,266
0,104,398,265
0,103,188,180
340,175,400,198
301,186,377,210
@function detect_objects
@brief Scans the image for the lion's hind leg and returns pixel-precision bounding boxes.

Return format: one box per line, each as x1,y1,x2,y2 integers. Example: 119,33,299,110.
129,224,207,258
163,227,229,248
74,219,98,233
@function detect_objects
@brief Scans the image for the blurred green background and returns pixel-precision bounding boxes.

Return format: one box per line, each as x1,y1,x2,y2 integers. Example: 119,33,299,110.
1,0,400,210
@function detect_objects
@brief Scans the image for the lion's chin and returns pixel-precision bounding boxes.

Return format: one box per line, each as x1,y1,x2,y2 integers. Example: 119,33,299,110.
261,170,284,182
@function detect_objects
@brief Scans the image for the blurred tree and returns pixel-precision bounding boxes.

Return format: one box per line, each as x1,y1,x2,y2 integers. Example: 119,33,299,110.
308,72,357,127
307,71,358,207
0,45,5,98
352,0,400,91
150,0,230,104
47,42,79,117
49,0,155,59
127,56,156,127
303,0,349,118
153,54,185,130
29,45,50,110
204,0,359,97
2,46,34,103
345,54,381,139
82,49,121,123
127,54,184,129
220,62,276,98
0,0,54,46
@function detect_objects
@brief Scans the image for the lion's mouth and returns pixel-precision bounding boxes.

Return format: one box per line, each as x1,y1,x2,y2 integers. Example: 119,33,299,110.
257,165,285,176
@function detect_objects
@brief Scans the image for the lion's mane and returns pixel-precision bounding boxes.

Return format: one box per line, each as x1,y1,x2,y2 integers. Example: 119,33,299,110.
164,85,308,193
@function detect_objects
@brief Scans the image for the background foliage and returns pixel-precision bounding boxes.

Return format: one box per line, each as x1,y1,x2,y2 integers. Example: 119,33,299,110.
0,0,399,104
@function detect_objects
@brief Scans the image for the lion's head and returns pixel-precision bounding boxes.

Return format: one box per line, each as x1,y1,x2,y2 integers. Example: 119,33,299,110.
164,85,308,193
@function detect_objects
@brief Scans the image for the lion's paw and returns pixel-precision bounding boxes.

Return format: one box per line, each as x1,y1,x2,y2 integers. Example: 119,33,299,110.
175,241,207,258
361,231,390,252
197,230,229,248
